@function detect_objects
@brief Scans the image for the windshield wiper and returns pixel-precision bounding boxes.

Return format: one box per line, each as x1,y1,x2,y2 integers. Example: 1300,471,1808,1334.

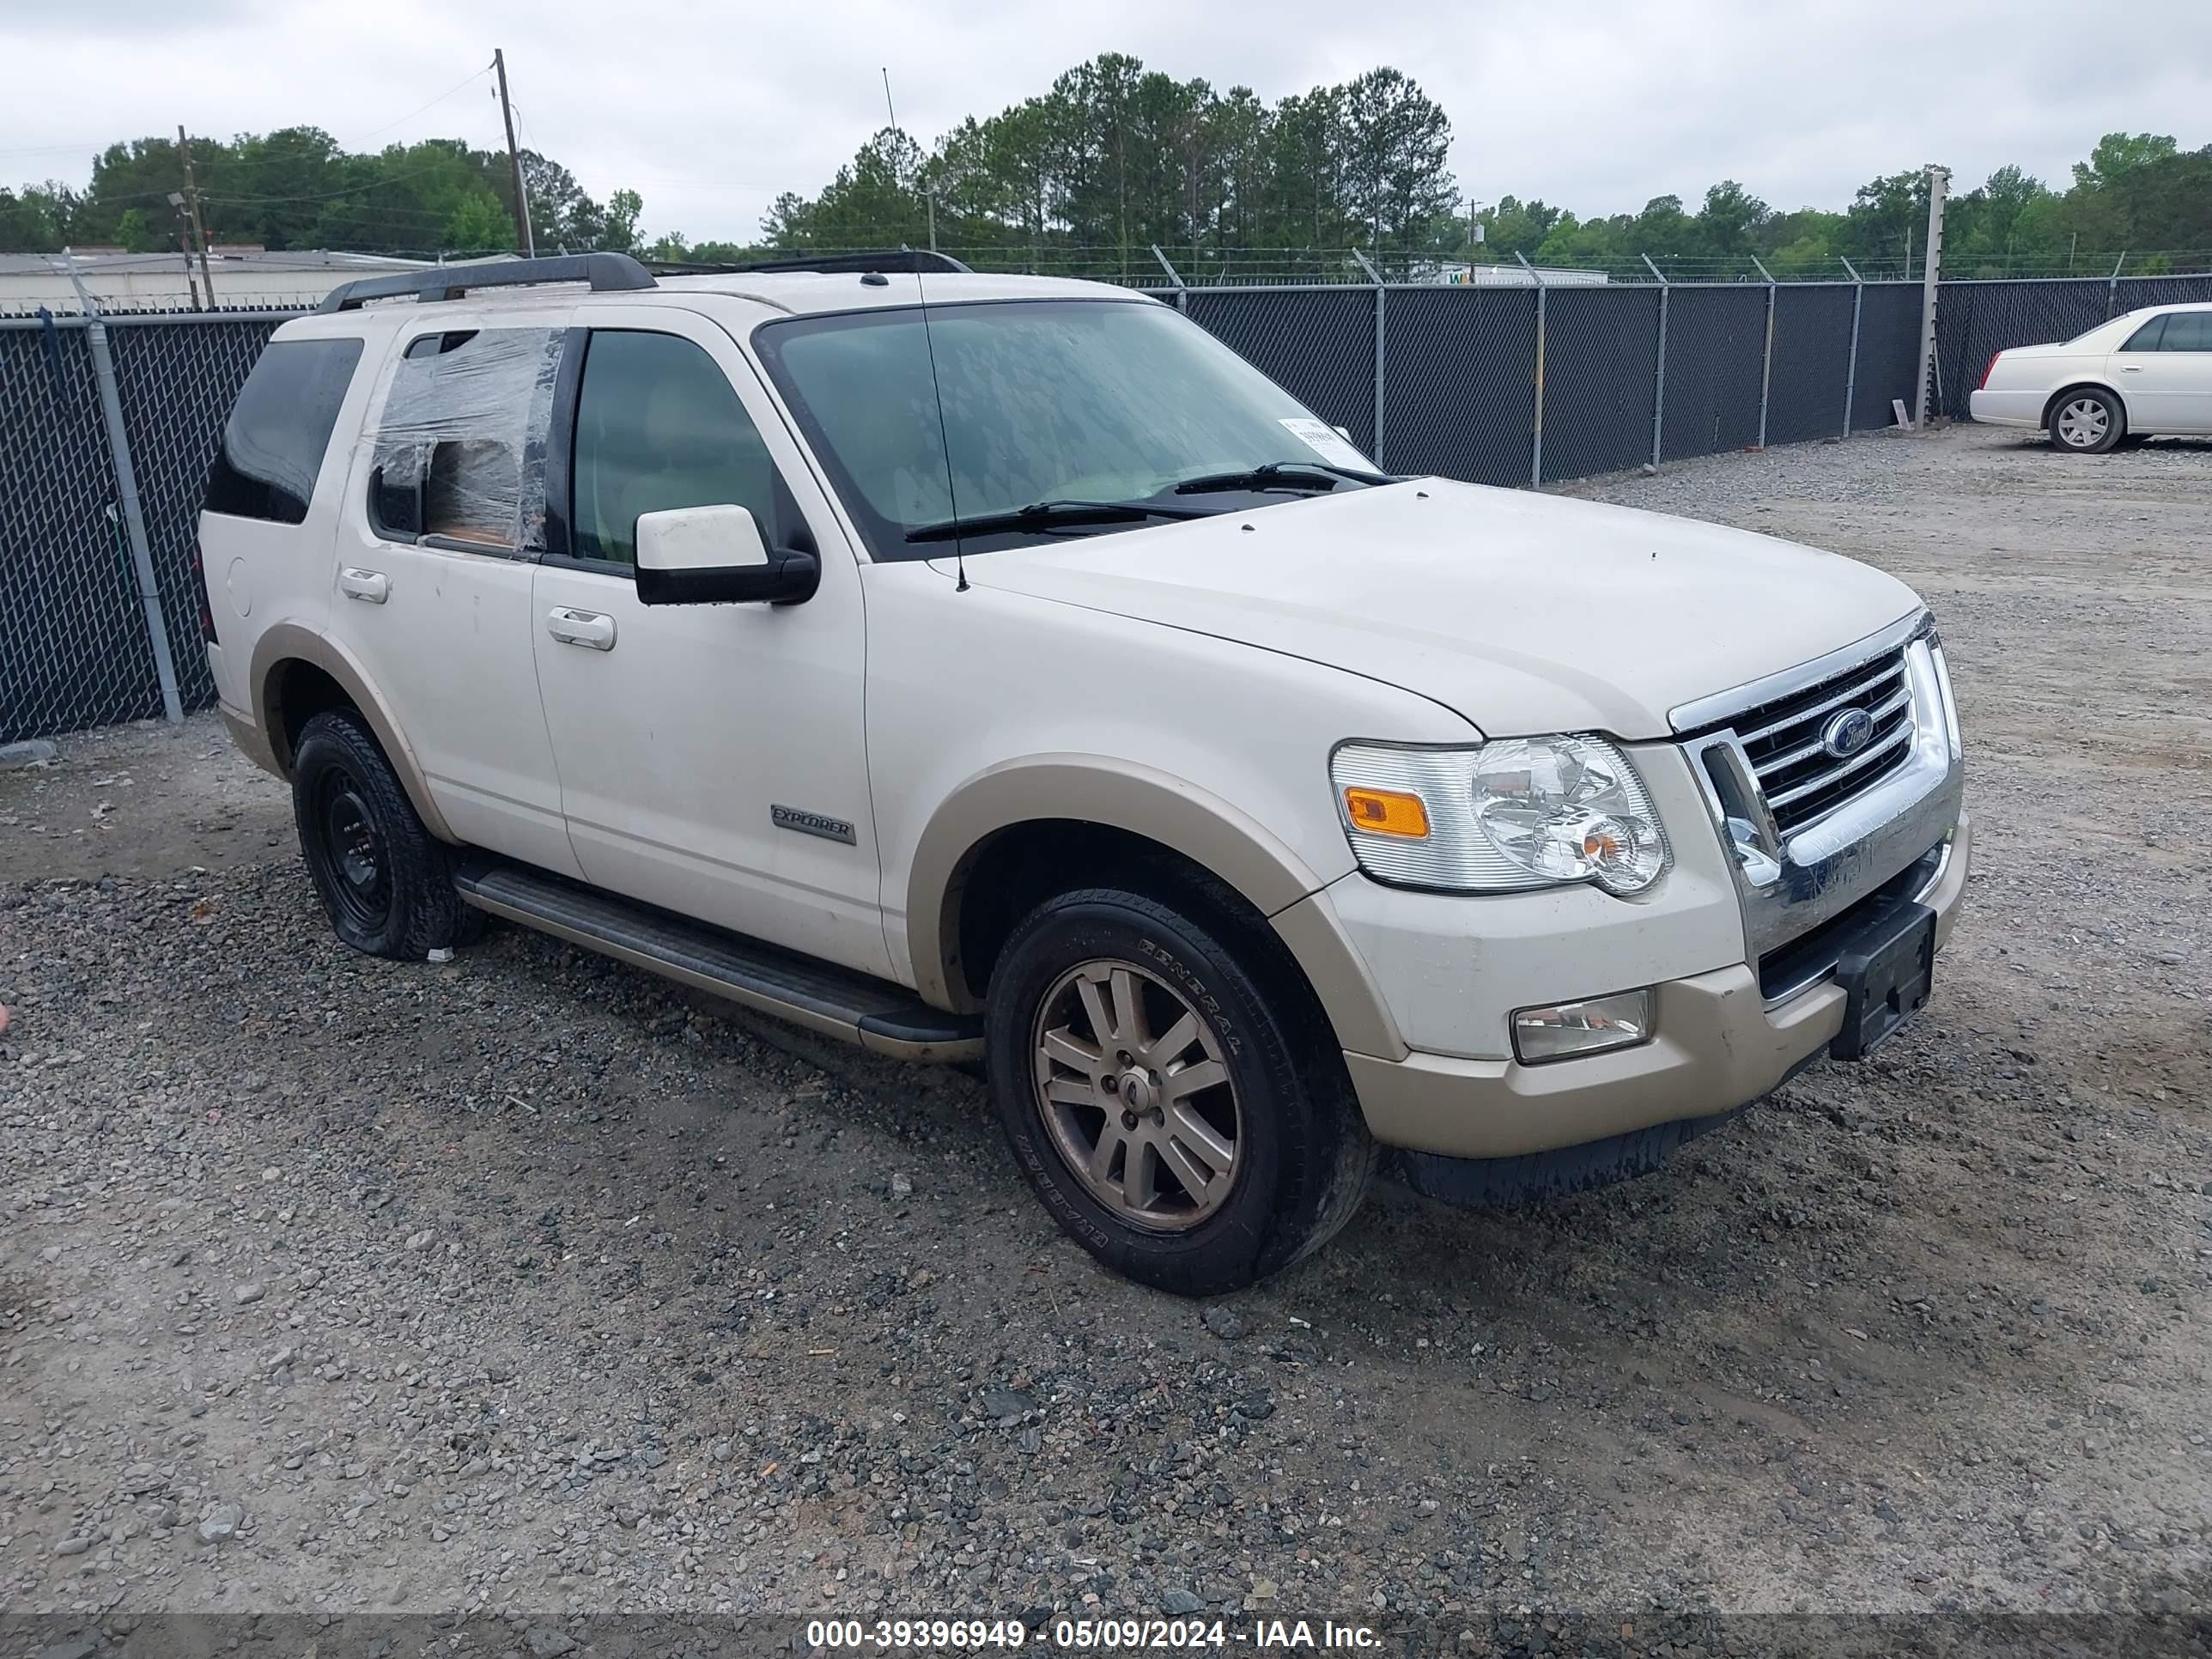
1170,459,1393,495
904,499,1212,544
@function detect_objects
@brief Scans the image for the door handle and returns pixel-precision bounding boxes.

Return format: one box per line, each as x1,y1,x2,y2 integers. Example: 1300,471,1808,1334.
546,607,617,651
338,568,389,604
2120,365,2143,373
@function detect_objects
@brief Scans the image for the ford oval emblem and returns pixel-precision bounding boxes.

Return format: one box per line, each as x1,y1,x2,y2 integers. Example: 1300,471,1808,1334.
1820,707,1877,759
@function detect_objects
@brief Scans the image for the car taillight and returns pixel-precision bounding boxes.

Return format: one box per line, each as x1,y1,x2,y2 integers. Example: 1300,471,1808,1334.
192,544,219,645
1978,350,2004,391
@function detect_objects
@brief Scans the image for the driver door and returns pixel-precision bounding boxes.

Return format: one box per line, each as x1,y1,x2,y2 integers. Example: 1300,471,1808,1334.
529,307,889,978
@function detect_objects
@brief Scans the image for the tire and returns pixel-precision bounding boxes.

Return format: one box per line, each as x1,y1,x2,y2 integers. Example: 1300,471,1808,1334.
2047,387,2124,453
985,886,1375,1296
291,708,480,960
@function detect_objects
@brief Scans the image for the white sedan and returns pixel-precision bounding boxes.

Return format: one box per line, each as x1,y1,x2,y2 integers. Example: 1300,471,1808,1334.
1971,301,2212,453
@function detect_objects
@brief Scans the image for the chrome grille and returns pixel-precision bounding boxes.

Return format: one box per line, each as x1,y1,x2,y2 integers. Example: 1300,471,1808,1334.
1732,646,1915,836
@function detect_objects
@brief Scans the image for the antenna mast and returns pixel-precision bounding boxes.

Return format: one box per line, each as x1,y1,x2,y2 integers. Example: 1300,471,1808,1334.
883,66,966,591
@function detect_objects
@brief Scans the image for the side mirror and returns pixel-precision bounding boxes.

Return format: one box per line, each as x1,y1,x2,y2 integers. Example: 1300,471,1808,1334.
634,504,819,606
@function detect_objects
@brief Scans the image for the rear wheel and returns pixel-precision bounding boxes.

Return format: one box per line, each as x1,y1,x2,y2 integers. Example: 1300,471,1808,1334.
2049,388,2123,453
291,709,479,960
985,886,1374,1296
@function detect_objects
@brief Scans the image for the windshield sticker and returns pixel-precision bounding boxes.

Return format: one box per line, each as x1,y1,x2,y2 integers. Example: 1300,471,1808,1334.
1278,416,1374,472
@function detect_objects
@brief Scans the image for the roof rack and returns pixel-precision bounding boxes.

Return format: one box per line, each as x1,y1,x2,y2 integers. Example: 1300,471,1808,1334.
715,249,974,276
316,252,658,313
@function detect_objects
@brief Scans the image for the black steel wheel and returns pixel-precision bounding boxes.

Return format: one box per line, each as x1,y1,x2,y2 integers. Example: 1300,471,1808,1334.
291,708,479,960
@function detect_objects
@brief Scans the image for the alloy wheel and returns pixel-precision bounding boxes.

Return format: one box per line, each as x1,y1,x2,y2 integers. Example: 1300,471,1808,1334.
2056,398,2109,449
1030,958,1243,1232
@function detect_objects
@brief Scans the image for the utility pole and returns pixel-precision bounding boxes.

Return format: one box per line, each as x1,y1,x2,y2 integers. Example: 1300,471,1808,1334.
175,126,216,306
1913,164,1950,430
167,195,203,308
494,50,535,258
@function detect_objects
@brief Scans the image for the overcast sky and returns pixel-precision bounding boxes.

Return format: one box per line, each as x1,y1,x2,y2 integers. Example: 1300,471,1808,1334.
5,0,2209,244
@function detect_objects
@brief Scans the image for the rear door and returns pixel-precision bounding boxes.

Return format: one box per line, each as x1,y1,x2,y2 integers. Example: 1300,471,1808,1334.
2148,311,2212,430
529,305,889,978
2111,311,2212,434
332,313,583,877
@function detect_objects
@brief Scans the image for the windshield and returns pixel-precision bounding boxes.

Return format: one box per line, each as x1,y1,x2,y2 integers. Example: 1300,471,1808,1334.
753,298,1379,560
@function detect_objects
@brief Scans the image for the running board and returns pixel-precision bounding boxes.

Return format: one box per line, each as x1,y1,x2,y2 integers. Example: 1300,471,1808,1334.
453,860,982,1063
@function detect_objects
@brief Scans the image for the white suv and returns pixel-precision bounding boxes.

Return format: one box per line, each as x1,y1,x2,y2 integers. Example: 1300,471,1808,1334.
198,252,1969,1294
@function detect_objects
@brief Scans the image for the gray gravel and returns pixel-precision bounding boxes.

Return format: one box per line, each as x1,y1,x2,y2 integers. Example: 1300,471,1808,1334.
2,423,2208,1631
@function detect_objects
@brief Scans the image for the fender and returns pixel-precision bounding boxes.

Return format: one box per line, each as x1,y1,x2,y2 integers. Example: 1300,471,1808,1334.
2042,378,2128,428
247,619,459,844
903,754,1406,1059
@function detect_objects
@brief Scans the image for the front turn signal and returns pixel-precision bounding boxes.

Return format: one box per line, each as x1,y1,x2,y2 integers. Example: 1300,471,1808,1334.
1342,786,1431,839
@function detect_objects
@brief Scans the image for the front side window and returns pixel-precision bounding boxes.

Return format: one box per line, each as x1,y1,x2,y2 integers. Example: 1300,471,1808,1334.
204,337,363,525
368,327,561,552
754,300,1377,561
569,331,778,567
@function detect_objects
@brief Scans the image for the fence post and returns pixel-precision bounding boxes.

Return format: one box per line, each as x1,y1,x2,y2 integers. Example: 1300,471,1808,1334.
1515,251,1546,488
1750,253,1777,450
56,252,184,728
1150,244,1187,313
1641,254,1668,469
1913,165,1949,428
1352,249,1387,468
2106,251,2127,318
1839,256,1864,438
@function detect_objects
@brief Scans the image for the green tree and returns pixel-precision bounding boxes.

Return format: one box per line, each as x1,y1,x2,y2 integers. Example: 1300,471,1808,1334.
113,207,161,252
2072,132,2179,191
1336,68,1456,251
1694,179,1768,259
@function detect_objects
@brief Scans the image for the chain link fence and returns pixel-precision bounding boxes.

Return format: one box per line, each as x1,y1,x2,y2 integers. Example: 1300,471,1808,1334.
1930,274,2212,420
1172,277,1924,484
7,270,2191,745
0,313,280,743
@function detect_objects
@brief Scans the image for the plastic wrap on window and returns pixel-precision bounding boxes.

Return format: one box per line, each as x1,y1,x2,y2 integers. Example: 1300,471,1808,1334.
370,328,562,550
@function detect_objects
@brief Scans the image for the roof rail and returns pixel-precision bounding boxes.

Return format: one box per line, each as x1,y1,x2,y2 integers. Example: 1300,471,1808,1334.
719,249,974,276
316,252,658,313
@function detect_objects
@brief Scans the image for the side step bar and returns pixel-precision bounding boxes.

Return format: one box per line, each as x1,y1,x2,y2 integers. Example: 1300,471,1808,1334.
453,860,982,1063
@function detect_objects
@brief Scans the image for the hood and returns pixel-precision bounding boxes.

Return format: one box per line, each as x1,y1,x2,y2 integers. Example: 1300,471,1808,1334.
957,479,1921,740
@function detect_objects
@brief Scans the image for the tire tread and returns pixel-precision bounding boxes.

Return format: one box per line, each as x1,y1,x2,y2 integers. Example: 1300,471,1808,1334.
292,709,474,960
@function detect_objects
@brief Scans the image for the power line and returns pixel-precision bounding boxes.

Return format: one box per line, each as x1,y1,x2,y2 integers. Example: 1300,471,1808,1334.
203,156,493,207
353,63,497,145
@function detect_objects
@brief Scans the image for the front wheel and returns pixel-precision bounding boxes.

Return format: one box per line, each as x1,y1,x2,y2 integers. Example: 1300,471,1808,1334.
985,887,1374,1296
2049,388,2123,453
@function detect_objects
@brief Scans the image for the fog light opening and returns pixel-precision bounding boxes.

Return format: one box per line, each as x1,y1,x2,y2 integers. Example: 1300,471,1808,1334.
1511,988,1655,1065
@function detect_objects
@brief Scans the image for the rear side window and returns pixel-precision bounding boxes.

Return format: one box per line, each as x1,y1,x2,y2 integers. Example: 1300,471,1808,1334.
2120,316,2167,352
2156,312,2211,351
204,337,363,524
368,328,562,553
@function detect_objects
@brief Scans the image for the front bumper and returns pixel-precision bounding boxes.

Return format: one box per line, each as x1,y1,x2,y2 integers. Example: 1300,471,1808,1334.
1345,810,1970,1160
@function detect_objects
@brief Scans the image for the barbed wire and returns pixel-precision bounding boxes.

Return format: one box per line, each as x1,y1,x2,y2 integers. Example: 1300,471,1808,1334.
13,239,2209,304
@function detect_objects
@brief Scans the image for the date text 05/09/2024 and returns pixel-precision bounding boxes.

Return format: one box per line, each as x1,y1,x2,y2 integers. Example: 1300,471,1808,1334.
804,1617,1386,1650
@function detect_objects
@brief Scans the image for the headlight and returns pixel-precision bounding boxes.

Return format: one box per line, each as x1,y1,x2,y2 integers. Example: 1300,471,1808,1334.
1331,735,1670,896
1928,635,1962,759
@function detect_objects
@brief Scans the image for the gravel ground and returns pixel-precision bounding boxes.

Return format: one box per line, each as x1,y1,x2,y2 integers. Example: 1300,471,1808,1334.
2,423,2208,1642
